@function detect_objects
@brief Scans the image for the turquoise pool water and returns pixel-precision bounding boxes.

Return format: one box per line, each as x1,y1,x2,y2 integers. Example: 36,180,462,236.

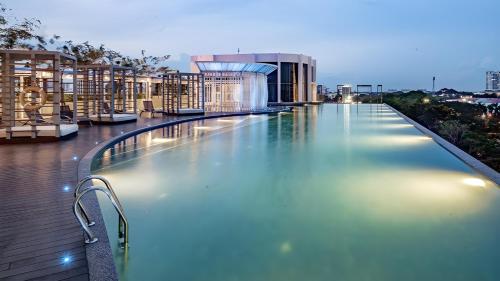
94,104,499,281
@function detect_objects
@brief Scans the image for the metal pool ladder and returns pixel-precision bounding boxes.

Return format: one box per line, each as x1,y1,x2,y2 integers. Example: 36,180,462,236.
73,175,129,248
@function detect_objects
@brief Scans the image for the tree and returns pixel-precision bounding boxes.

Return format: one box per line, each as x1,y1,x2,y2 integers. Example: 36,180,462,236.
0,3,172,73
58,41,108,64
121,50,171,76
0,4,57,50
418,104,456,129
58,42,172,74
385,91,500,172
487,103,499,118
438,120,468,145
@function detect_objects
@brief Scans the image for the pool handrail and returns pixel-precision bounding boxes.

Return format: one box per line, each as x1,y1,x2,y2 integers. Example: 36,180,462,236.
73,176,129,248
74,175,124,226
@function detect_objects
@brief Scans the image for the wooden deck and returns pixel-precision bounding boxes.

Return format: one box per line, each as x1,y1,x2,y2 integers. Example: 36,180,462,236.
0,115,183,281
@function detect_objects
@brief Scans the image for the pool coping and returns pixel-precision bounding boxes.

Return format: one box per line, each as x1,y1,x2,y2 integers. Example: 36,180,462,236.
77,108,289,281
386,104,500,185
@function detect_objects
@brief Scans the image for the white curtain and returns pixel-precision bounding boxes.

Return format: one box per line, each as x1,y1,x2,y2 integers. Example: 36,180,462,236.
205,72,269,112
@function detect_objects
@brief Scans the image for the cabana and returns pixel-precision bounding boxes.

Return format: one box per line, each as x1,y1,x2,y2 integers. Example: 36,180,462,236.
136,75,163,116
136,75,163,101
77,64,138,124
0,50,78,141
162,72,205,115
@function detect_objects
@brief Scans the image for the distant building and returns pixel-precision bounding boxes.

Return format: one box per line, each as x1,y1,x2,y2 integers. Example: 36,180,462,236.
317,84,334,101
317,84,325,95
486,71,500,91
341,85,352,103
317,85,325,101
474,97,500,105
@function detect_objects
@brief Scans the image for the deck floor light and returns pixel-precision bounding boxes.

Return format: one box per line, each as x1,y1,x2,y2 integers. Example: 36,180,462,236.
63,185,70,192
61,255,72,264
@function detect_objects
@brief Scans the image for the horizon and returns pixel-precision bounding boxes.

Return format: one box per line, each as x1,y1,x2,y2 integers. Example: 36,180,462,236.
4,0,500,91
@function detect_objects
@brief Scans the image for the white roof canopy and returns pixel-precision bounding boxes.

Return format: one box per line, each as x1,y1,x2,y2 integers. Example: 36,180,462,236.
195,62,277,75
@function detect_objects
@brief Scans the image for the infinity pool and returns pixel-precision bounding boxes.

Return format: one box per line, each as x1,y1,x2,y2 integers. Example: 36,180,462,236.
93,104,499,281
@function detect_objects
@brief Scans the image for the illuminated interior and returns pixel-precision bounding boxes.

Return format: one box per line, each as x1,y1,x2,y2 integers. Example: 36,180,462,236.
196,62,277,112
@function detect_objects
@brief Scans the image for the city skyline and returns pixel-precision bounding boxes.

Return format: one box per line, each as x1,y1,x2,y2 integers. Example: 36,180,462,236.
5,0,500,91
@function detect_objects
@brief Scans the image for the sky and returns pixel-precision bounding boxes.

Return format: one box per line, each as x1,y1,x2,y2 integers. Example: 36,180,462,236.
4,0,500,91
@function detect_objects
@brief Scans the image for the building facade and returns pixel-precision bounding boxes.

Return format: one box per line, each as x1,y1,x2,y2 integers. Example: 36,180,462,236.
191,53,317,104
486,71,500,91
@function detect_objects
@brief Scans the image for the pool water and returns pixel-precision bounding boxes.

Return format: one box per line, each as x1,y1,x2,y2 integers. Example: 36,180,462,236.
94,104,499,281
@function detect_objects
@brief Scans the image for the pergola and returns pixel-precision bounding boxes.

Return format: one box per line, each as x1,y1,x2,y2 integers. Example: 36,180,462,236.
77,64,138,123
136,75,162,101
377,84,383,104
355,84,373,112
162,72,205,115
0,50,78,141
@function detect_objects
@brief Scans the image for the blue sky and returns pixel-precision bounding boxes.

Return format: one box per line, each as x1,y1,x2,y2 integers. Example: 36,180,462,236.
5,0,500,91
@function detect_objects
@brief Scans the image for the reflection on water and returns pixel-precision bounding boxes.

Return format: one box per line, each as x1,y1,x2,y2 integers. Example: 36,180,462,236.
95,104,499,281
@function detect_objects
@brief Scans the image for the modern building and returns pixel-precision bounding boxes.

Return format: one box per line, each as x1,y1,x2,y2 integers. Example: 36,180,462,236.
191,53,317,105
486,71,500,92
317,84,334,101
317,84,326,101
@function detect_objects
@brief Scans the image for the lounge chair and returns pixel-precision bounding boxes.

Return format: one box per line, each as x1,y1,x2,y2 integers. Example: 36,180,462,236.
60,105,73,121
103,102,123,114
140,100,162,117
22,108,73,125
22,109,48,125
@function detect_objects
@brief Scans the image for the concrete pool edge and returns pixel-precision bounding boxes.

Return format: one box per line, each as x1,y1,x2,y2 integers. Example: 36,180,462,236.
386,104,500,185
77,108,290,281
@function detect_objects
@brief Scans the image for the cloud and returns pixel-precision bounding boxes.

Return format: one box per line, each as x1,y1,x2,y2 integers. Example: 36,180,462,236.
3,0,499,91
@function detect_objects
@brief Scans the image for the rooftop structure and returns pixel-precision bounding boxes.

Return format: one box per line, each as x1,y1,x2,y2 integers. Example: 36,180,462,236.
162,72,205,115
0,50,79,141
191,53,317,105
77,64,138,123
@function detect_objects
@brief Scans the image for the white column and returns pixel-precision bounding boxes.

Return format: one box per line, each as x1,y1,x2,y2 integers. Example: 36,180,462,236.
277,58,281,103
298,61,304,102
307,60,312,102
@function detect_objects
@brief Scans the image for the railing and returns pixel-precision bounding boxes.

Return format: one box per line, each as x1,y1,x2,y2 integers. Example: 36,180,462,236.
73,175,129,248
